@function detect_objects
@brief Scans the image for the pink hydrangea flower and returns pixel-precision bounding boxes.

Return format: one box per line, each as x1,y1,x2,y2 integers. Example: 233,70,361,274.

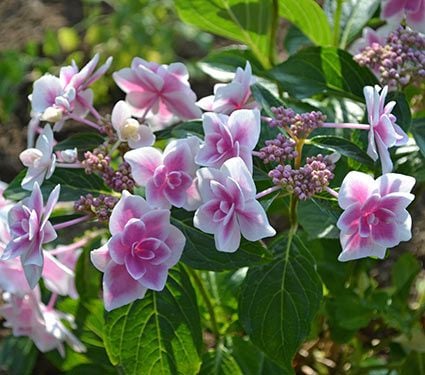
196,109,260,171
0,183,60,288
124,137,200,209
19,125,56,191
197,61,257,114
337,171,415,261
381,0,425,33
194,157,276,252
111,100,155,148
90,191,185,311
0,289,85,357
364,85,409,173
113,58,202,129
30,53,112,132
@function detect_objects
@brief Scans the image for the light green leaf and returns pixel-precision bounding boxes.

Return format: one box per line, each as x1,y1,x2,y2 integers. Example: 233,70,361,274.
279,0,333,46
239,235,322,372
104,265,202,375
174,0,277,68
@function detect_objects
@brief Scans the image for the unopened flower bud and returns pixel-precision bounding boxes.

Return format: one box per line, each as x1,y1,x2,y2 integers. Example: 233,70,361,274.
60,148,78,163
20,148,43,167
41,106,63,122
120,118,140,141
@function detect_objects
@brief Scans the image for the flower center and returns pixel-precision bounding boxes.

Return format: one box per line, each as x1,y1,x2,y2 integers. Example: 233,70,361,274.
133,241,155,260
121,118,140,140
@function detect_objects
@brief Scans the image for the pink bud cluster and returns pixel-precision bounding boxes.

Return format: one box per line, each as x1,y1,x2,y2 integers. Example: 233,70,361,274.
354,26,425,89
258,134,297,164
74,193,119,222
267,107,326,139
269,155,336,200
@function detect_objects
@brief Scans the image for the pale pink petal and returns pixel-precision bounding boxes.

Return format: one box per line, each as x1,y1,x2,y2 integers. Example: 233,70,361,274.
111,100,133,132
161,90,203,120
141,210,171,241
338,171,377,209
193,200,221,234
338,232,387,261
371,221,400,247
122,220,146,247
31,75,63,114
375,134,393,174
237,200,276,241
145,179,170,209
108,234,129,265
163,226,185,267
90,244,111,272
126,91,158,115
196,167,226,202
109,191,151,235
42,252,74,296
215,215,241,252
124,253,146,280
103,262,147,311
337,203,361,233
85,56,113,87
127,126,155,149
134,63,165,92
42,184,61,228
113,68,144,93
124,148,163,187
380,192,415,212
221,157,256,200
228,109,261,150
377,173,416,195
163,141,194,174
197,95,215,111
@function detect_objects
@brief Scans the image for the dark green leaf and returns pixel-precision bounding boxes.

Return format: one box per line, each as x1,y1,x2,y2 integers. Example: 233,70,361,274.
309,135,374,166
269,47,378,100
284,25,313,55
0,337,37,375
104,265,202,375
54,132,105,152
411,118,425,157
239,235,322,372
172,209,273,271
391,253,421,300
401,352,425,375
387,91,412,132
3,168,110,202
279,0,332,46
175,0,277,68
199,346,243,375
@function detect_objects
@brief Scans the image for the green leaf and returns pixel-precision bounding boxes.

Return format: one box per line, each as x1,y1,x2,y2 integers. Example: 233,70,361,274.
279,0,332,46
104,265,202,375
171,209,273,271
54,132,105,152
391,253,421,300
284,25,313,55
309,135,374,166
199,346,243,375
401,352,425,375
324,0,381,48
3,168,110,202
269,47,378,100
199,47,265,77
0,337,37,375
239,235,322,372
174,0,277,68
411,118,425,157
298,198,340,239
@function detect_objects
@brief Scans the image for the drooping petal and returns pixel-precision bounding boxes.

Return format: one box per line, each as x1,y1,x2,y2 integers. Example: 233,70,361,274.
376,173,416,195
90,244,111,272
103,262,147,311
338,232,387,261
237,200,276,241
215,215,241,252
228,109,261,150
193,200,221,234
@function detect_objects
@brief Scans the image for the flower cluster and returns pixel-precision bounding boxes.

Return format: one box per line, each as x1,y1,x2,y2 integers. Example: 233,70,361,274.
74,193,119,222
354,26,425,89
258,134,297,164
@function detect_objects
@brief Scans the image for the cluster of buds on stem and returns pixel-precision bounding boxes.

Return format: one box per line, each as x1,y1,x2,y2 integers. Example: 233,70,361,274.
354,26,425,89
74,193,119,223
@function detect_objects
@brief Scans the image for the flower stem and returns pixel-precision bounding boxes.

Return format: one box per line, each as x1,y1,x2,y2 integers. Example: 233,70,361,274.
56,162,83,169
53,215,91,230
47,292,58,310
187,267,220,339
326,186,339,199
68,114,102,132
256,185,281,200
252,150,262,158
322,122,370,130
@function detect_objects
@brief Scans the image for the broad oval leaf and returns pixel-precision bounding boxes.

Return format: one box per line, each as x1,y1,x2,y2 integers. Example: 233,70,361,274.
199,346,243,375
3,168,110,201
279,0,332,46
104,265,202,375
269,47,378,100
309,135,374,166
54,132,105,152
239,235,322,372
171,209,273,271
174,0,277,68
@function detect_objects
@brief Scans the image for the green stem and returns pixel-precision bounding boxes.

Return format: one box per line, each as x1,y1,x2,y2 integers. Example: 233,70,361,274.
187,267,220,338
333,0,343,47
269,0,279,67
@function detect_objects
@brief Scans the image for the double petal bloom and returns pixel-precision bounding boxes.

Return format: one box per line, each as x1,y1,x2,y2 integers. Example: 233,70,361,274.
194,157,276,252
90,191,186,311
1,183,60,288
196,109,261,171
19,125,56,191
364,85,408,173
337,171,415,261
125,137,200,209
113,58,202,128
197,62,257,114
381,0,425,33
